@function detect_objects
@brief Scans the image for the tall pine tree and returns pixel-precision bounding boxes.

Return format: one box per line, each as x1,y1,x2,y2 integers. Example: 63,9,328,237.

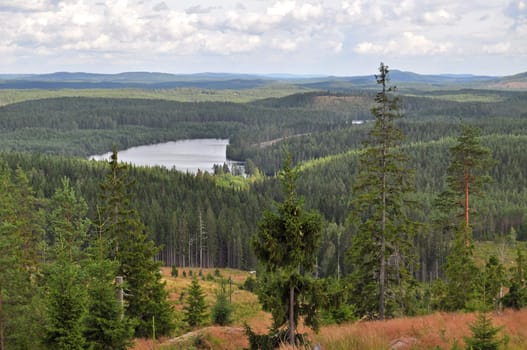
441,125,493,310
347,63,416,320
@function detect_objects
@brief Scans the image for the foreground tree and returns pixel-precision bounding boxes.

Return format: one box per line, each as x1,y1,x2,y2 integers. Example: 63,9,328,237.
252,154,323,347
84,222,135,350
44,180,91,349
0,165,45,349
98,148,173,337
347,63,416,320
464,312,506,350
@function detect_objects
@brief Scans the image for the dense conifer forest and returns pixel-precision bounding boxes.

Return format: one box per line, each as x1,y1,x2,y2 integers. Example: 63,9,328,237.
1,67,527,348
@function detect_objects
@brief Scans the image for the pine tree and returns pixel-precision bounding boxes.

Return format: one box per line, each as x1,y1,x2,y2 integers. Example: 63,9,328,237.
347,63,416,320
98,148,174,337
252,153,323,347
445,125,493,247
464,312,504,350
442,125,493,311
183,277,207,328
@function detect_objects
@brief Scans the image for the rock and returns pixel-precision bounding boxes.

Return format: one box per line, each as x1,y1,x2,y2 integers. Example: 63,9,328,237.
389,336,419,350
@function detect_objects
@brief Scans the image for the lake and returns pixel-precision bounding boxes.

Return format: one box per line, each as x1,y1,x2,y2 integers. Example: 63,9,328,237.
89,139,237,174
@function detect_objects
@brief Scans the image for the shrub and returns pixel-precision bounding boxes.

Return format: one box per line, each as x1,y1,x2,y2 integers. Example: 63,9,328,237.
240,275,257,292
171,265,178,277
211,280,233,326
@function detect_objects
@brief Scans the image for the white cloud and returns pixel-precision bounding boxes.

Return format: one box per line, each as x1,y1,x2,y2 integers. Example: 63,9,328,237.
341,0,362,17
423,8,458,25
0,0,524,75
0,0,54,12
483,42,511,54
203,32,262,54
354,32,453,56
267,1,296,17
294,3,323,20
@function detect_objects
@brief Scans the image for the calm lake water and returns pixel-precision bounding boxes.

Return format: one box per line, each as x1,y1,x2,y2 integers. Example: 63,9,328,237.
90,139,234,174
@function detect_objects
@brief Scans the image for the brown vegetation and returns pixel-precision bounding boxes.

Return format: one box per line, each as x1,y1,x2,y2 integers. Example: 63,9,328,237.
131,268,527,350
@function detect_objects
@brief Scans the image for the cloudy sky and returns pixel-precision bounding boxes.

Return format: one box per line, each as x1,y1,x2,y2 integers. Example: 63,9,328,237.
1,0,526,76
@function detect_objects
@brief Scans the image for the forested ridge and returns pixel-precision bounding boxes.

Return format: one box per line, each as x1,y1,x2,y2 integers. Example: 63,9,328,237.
1,70,527,347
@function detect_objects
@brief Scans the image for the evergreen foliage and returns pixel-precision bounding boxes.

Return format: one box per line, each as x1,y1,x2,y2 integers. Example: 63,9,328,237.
43,179,91,349
347,63,416,319
464,312,505,350
183,277,208,328
0,164,45,349
502,247,527,309
43,256,88,350
443,228,480,311
252,153,323,346
444,125,493,246
211,279,233,326
441,125,494,310
84,227,135,350
482,255,506,311
98,148,173,337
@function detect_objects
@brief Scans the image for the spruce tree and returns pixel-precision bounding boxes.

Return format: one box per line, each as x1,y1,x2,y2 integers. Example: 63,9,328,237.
98,148,174,337
347,63,416,320
443,228,479,311
252,153,323,347
43,254,87,350
211,279,233,326
44,178,91,349
0,165,45,349
502,247,527,309
84,224,135,350
464,312,504,350
183,277,207,328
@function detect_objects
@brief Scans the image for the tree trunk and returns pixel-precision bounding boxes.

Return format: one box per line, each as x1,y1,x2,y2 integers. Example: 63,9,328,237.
379,141,387,320
289,286,295,348
0,286,4,350
464,166,470,247
379,235,386,320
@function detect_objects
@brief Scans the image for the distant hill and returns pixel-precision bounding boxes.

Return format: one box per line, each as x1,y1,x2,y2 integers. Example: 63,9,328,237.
1,70,525,90
487,71,527,89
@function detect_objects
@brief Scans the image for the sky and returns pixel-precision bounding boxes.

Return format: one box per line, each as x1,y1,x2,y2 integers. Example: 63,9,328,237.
1,0,526,76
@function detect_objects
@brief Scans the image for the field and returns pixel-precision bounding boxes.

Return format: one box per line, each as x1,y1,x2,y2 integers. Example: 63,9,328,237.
130,267,527,350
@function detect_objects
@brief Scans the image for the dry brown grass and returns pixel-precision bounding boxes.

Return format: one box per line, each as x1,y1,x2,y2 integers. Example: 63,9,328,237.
133,268,527,350
310,309,527,350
